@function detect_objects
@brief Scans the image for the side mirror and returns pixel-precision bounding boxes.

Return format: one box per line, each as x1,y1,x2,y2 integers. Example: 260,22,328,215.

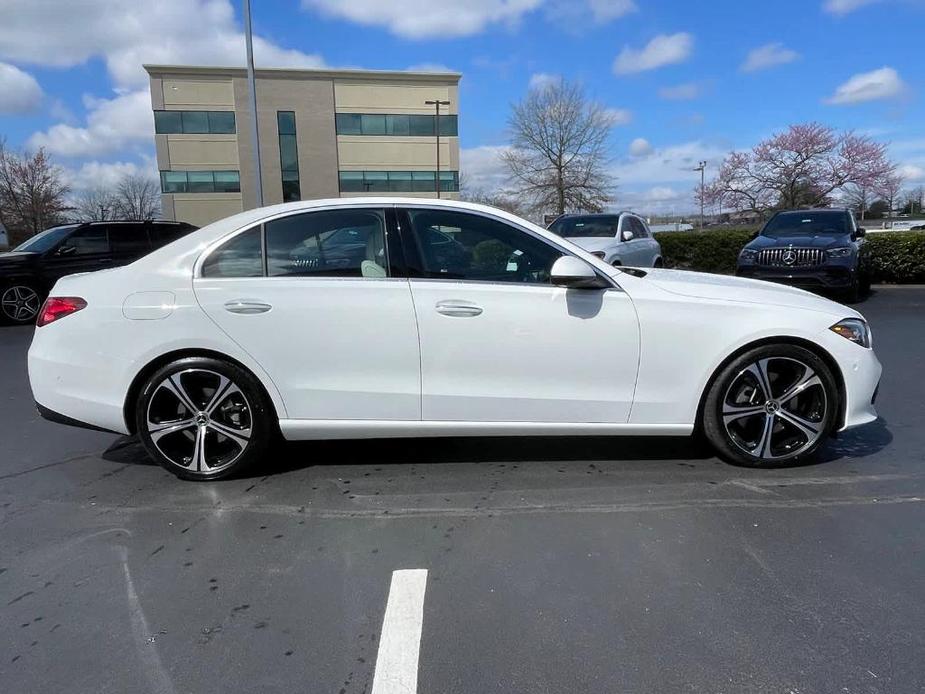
621,230,634,241
856,227,866,238
550,256,609,289
56,245,76,256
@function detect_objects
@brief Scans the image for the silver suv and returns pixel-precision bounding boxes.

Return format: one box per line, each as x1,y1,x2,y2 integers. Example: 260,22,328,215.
547,212,663,268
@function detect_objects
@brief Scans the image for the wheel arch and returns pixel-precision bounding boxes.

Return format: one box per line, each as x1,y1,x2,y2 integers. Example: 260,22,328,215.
694,336,847,435
123,348,281,434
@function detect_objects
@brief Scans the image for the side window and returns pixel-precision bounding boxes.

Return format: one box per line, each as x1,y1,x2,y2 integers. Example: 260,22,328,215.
150,224,192,248
202,227,263,278
630,217,649,238
265,209,387,278
61,226,109,255
406,209,562,284
108,225,151,255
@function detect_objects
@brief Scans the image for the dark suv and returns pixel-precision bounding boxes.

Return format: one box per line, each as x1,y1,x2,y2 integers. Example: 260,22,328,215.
0,220,197,324
736,208,869,302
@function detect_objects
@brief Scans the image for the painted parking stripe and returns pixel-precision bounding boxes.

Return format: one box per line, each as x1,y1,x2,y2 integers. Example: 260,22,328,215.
371,569,428,694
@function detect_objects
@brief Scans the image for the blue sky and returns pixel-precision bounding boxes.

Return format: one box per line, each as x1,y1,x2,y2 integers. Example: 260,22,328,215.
0,0,923,213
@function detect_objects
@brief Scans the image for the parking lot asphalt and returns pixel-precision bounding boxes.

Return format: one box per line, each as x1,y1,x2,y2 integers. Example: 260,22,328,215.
1,287,924,694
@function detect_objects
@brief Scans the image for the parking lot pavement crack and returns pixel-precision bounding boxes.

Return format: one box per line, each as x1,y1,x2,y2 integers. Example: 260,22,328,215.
0,451,104,481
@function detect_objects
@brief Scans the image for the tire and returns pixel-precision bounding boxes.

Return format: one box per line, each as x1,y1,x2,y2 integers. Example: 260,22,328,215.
135,357,274,480
702,344,838,468
1,283,42,324
842,277,861,304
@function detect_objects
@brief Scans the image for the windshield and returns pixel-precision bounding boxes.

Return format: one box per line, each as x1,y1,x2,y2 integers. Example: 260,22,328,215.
549,216,619,238
761,212,850,238
13,225,77,253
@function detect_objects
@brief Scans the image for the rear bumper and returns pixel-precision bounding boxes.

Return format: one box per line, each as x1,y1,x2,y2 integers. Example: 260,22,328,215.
35,402,120,434
736,265,855,289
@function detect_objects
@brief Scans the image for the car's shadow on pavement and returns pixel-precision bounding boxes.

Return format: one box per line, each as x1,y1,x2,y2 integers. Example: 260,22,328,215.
100,419,893,479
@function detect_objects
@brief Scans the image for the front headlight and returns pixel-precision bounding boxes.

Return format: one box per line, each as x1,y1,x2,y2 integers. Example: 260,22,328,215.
830,318,871,348
827,247,853,258
739,249,758,262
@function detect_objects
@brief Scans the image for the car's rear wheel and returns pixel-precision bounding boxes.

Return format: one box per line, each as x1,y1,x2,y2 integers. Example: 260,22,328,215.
1,283,42,324
135,357,273,480
703,345,838,467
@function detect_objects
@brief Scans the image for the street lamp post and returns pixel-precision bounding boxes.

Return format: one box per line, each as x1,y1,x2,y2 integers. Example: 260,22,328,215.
425,99,450,198
243,0,264,207
693,160,707,230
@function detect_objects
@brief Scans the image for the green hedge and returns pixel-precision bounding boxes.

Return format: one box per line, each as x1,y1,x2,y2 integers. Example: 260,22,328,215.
654,230,754,274
863,232,925,284
653,229,925,283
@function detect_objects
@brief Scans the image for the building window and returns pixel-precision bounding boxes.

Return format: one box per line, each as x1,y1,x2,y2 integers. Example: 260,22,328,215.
278,111,301,202
338,171,459,193
159,170,241,194
335,113,458,137
154,110,236,135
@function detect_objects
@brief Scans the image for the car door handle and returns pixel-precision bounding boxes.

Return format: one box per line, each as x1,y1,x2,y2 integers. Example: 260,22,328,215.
224,299,272,315
435,300,483,317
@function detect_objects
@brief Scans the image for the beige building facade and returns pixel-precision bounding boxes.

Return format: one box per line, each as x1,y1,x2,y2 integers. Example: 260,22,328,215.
145,65,461,227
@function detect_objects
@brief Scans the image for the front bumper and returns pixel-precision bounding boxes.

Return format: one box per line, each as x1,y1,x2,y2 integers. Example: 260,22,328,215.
828,336,882,431
737,265,855,289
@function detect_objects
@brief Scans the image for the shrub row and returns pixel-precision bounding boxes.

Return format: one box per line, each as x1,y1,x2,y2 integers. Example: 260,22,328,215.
653,229,925,284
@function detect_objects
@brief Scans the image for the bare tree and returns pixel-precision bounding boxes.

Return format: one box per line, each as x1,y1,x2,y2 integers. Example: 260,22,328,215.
843,183,874,220
113,174,161,220
901,185,925,216
0,138,70,245
704,123,894,214
73,186,119,222
874,172,904,218
502,79,617,216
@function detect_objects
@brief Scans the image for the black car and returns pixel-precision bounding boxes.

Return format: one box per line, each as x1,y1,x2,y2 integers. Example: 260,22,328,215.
0,220,197,324
736,208,870,302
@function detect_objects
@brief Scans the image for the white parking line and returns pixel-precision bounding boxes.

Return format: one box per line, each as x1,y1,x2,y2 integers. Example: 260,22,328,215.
371,569,428,694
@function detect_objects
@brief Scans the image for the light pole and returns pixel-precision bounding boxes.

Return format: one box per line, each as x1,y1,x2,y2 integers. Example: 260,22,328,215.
243,0,263,207
425,99,450,198
693,160,707,230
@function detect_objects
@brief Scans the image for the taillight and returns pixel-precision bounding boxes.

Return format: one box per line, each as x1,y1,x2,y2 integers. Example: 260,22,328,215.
36,297,87,327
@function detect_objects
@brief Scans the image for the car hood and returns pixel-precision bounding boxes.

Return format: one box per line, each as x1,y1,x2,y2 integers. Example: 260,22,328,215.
746,234,853,250
0,251,37,269
641,268,858,318
562,237,618,253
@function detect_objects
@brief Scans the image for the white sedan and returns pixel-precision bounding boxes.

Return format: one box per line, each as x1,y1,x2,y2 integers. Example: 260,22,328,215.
28,198,881,480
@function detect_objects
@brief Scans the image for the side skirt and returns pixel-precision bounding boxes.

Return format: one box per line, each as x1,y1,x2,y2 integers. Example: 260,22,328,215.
279,419,694,441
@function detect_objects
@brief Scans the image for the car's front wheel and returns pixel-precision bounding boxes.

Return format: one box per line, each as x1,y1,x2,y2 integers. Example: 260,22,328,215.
703,344,838,467
135,357,274,480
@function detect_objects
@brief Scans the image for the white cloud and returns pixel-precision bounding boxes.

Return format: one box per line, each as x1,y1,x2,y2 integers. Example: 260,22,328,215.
406,63,456,73
825,66,907,104
547,0,636,24
823,0,883,14
629,137,653,156
658,82,701,100
613,33,694,75
741,43,799,72
301,0,543,39
586,0,637,21
28,90,154,158
460,145,514,192
603,108,633,126
63,159,158,192
898,164,925,181
0,62,43,114
528,72,561,90
0,0,325,88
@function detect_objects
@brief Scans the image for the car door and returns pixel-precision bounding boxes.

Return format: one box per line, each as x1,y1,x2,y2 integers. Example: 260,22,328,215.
629,216,660,267
193,207,421,420
399,206,640,423
40,225,112,284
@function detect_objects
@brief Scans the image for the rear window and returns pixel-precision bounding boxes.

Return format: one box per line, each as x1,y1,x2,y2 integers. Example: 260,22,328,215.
761,212,850,238
548,216,619,239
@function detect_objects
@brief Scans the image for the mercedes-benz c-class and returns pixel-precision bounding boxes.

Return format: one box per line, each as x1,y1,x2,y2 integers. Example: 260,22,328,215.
28,199,881,480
